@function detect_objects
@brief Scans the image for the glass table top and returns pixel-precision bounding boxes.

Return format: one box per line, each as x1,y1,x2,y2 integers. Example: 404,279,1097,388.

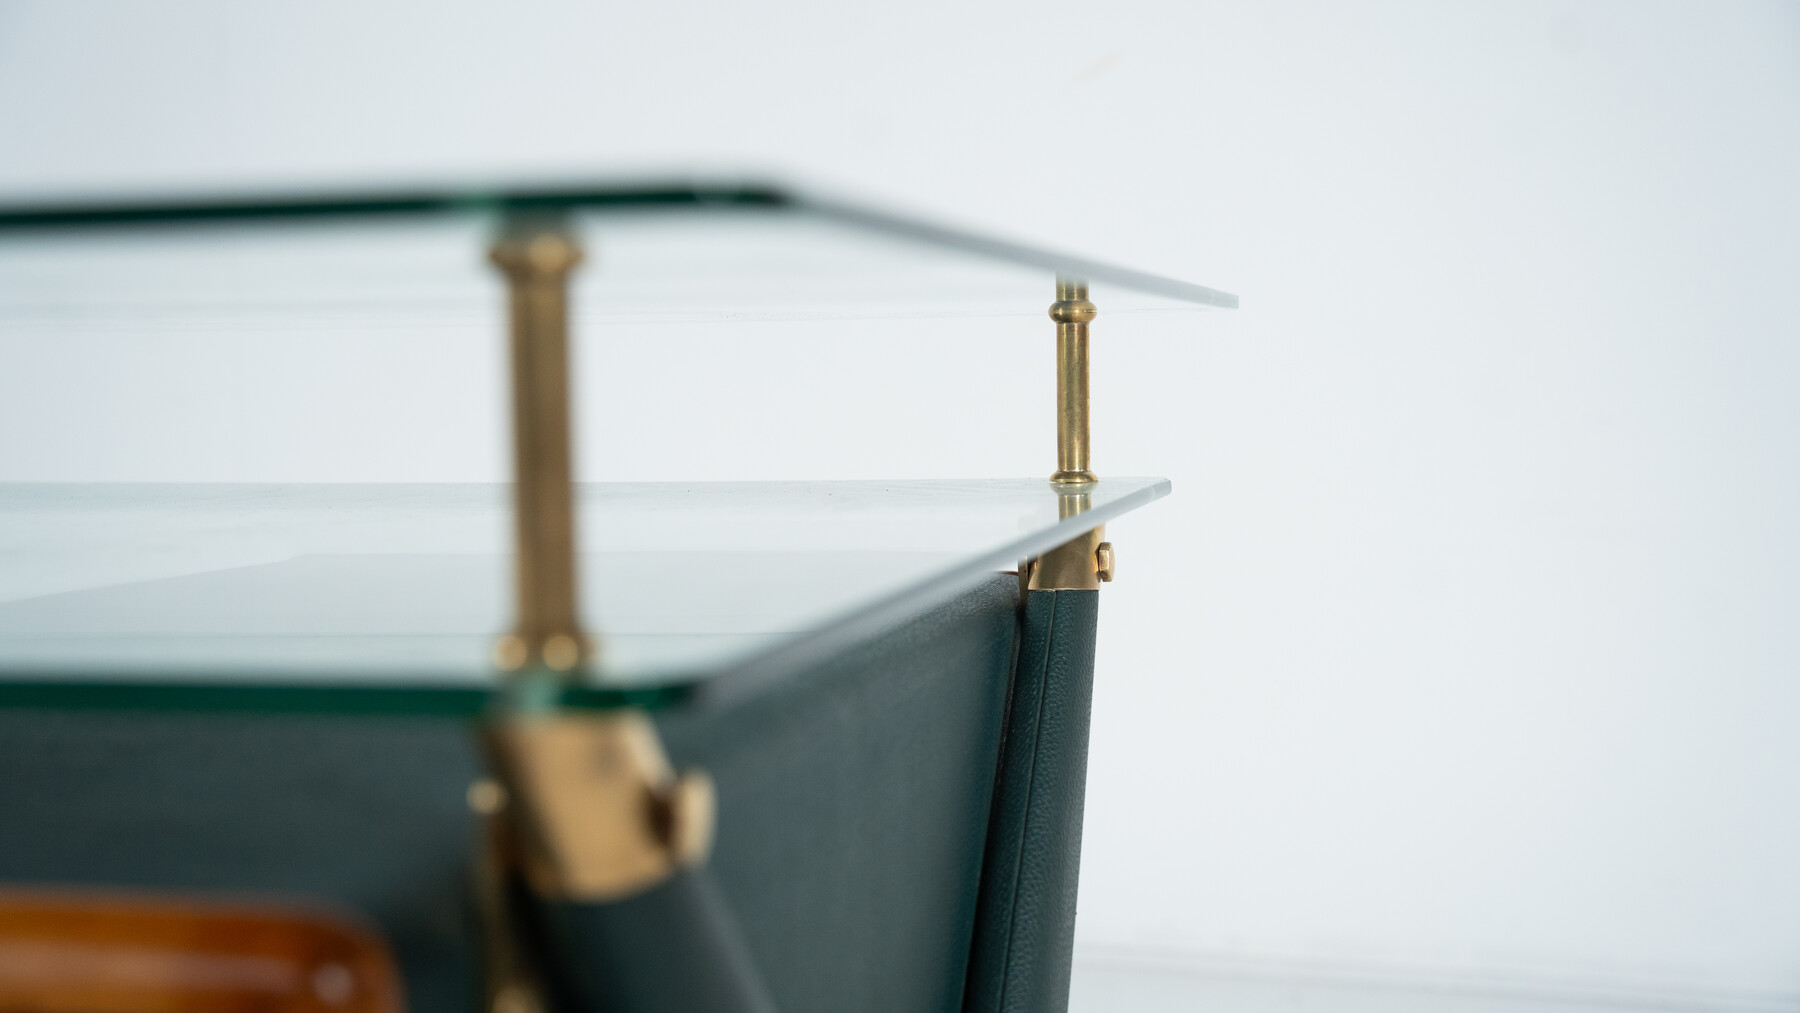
0,478,1168,714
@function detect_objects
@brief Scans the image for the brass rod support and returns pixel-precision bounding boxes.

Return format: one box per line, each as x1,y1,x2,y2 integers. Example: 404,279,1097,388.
1050,278,1097,484
490,222,591,674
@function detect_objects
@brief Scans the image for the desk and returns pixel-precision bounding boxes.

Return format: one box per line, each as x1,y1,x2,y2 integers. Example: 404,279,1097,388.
0,183,1233,1013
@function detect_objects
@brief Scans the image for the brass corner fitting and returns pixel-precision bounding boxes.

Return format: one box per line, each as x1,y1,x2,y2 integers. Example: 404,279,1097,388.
480,712,715,904
1025,526,1112,591
490,224,594,674
1025,485,1117,591
469,712,713,1013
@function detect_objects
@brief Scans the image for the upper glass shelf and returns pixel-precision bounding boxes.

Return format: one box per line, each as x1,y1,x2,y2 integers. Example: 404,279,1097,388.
0,478,1168,715
0,181,1236,324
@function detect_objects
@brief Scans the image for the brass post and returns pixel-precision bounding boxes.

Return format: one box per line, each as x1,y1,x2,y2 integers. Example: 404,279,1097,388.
1027,278,1115,590
1050,278,1097,485
490,221,591,674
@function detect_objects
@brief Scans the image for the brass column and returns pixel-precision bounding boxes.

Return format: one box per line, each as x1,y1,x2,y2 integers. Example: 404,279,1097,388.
490,221,591,674
478,221,744,1013
1050,278,1097,485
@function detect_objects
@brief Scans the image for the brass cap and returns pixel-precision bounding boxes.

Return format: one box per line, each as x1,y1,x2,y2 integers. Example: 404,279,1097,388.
1048,298,1098,324
489,232,584,279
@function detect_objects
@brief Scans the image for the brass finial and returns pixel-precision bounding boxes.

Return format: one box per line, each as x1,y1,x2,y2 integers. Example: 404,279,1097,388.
490,222,593,674
1050,278,1096,484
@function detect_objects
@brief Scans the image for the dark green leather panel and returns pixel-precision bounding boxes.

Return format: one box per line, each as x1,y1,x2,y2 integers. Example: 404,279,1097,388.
656,573,1019,1013
541,869,775,1013
0,710,484,1011
964,589,1100,1013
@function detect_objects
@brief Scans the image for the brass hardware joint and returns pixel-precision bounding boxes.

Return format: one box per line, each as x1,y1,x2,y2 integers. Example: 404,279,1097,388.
1025,478,1118,590
481,712,715,904
1026,525,1113,591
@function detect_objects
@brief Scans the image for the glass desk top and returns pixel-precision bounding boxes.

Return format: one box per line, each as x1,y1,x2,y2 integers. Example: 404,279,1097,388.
0,478,1168,714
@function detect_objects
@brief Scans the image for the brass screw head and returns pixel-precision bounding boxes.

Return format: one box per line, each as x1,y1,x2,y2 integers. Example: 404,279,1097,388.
657,771,718,865
466,778,508,816
492,634,529,672
491,983,543,1013
541,634,582,672
1095,542,1115,582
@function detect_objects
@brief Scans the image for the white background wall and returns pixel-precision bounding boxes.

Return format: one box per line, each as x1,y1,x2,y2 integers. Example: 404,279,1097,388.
2,0,1798,1004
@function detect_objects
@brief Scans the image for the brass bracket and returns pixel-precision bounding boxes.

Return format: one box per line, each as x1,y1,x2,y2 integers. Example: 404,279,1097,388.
470,713,716,1013
1024,478,1117,591
480,712,715,904
1025,527,1114,591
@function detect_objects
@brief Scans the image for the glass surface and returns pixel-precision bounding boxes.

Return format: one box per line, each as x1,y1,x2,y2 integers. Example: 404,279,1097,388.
0,478,1168,713
0,207,1224,344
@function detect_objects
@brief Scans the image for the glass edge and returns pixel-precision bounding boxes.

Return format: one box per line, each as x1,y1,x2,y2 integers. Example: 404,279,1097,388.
0,180,1238,310
799,199,1239,310
0,180,793,229
0,477,1171,718
689,476,1174,708
0,676,690,719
